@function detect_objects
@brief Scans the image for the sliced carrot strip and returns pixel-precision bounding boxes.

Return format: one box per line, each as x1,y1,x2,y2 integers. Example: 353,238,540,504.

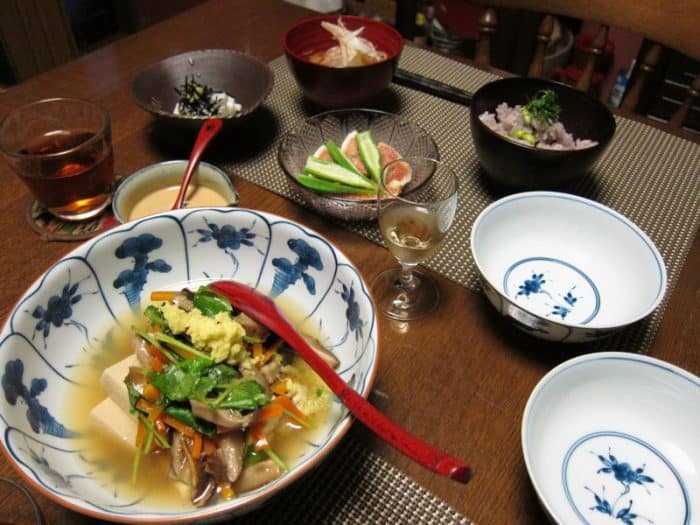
257,401,284,423
150,291,177,302
136,398,157,415
203,436,217,455
163,414,196,438
148,405,164,422
271,380,288,396
143,383,161,401
191,432,203,459
276,394,309,422
253,343,264,359
154,416,168,434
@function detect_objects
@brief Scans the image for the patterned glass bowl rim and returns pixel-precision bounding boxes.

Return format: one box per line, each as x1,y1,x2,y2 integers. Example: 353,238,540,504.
0,207,379,523
470,191,667,330
277,108,440,205
521,352,700,523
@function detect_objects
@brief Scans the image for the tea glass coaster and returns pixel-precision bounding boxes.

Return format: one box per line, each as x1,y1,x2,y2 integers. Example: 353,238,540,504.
24,174,123,242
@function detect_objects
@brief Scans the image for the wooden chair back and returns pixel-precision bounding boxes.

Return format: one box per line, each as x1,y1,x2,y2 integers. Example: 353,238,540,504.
472,0,700,131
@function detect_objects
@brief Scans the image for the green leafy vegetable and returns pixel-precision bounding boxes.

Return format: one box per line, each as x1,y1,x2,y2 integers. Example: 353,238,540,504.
193,286,232,317
164,405,216,436
213,380,269,411
144,305,168,328
524,89,561,125
150,358,217,400
152,332,211,360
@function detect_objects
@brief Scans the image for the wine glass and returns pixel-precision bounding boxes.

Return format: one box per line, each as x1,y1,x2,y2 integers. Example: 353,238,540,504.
372,157,459,320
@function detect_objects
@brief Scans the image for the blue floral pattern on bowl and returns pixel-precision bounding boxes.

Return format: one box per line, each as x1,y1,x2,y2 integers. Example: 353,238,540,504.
522,353,698,525
563,432,690,524
471,192,667,343
0,207,378,522
504,256,600,325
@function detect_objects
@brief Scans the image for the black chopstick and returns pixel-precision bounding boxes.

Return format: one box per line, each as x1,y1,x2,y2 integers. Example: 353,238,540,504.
392,68,473,106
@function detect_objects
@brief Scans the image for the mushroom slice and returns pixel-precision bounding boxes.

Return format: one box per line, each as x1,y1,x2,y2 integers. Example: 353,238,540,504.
172,289,195,312
234,312,270,341
234,459,282,493
302,336,340,369
260,358,282,385
207,431,246,483
192,460,217,507
131,334,152,367
189,400,256,430
169,432,195,486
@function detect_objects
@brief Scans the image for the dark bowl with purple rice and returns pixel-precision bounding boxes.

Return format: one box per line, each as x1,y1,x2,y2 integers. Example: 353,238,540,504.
469,77,616,191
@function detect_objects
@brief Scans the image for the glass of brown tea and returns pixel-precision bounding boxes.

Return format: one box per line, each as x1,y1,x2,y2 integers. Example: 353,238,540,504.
0,97,114,221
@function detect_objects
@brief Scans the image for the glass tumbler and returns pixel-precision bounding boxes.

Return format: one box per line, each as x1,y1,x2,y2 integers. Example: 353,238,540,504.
0,97,114,221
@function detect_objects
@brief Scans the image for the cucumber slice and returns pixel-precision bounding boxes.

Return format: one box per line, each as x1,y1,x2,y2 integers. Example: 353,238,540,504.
326,139,362,176
296,174,375,195
356,130,382,182
304,156,376,190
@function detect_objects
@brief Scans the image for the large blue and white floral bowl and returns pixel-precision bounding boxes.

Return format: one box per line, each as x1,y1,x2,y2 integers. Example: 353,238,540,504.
470,191,666,342
522,352,699,524
0,208,378,523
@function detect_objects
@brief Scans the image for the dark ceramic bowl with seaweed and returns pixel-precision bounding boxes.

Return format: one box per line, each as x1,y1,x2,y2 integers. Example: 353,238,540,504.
131,49,274,132
470,77,616,191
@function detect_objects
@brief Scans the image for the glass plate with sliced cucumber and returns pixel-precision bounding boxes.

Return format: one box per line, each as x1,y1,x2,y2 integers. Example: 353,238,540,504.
278,109,439,221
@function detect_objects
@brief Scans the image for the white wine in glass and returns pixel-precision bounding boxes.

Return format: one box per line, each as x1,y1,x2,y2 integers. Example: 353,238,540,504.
373,157,458,320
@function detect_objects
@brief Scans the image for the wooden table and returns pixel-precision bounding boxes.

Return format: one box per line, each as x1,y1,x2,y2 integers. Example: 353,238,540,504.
0,1,697,523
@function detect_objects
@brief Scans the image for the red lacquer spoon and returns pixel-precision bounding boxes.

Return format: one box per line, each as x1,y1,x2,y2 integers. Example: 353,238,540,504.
171,118,223,210
209,280,471,483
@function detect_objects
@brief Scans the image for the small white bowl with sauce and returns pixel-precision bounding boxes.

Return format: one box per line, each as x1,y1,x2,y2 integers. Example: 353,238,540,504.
113,160,239,223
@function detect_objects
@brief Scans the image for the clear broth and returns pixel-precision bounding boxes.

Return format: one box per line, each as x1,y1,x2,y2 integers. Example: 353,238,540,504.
63,303,333,509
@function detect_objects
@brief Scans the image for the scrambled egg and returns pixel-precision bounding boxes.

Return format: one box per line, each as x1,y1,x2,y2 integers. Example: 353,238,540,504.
159,302,247,364
282,359,331,417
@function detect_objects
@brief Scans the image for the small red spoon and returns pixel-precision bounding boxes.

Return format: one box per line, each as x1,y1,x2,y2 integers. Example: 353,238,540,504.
171,118,223,210
209,280,471,483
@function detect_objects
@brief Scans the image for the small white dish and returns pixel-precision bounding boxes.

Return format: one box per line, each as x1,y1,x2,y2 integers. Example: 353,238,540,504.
522,352,699,524
112,160,239,223
470,191,666,342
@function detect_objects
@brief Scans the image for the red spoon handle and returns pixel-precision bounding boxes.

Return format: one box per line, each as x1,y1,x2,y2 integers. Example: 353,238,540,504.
171,118,223,210
209,280,471,483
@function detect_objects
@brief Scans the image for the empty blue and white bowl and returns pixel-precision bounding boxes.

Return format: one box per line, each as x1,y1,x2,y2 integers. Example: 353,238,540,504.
0,208,378,523
522,352,699,523
470,192,666,342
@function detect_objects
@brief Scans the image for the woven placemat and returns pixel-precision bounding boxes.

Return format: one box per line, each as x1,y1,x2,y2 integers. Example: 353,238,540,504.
226,46,700,355
234,424,471,525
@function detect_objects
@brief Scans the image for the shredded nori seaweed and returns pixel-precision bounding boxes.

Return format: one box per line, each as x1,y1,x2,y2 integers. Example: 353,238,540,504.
174,75,222,117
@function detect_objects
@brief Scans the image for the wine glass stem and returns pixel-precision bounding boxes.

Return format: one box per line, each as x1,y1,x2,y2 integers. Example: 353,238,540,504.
399,265,417,292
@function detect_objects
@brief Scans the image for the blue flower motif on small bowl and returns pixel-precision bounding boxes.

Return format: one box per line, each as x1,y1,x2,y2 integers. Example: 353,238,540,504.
504,257,599,325
563,432,690,525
